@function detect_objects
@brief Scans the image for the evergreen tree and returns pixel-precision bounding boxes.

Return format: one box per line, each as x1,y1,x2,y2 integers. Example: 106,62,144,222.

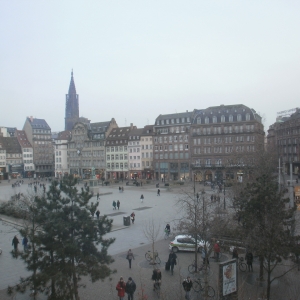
10,176,115,300
234,173,298,300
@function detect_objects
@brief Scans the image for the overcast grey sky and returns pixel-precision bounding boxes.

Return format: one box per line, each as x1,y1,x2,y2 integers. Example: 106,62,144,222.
1,1,299,132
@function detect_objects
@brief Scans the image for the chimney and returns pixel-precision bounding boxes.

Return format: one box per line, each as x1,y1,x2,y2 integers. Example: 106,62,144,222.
130,123,133,129
29,116,33,122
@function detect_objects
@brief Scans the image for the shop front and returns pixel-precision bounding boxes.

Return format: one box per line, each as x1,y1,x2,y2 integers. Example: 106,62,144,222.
0,167,6,180
10,164,24,179
130,171,141,180
142,168,153,179
24,171,35,178
204,170,213,182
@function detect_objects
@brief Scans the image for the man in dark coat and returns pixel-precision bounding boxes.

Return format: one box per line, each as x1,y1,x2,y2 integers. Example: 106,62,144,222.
168,250,177,275
182,276,193,300
125,277,136,300
246,250,253,272
12,235,19,251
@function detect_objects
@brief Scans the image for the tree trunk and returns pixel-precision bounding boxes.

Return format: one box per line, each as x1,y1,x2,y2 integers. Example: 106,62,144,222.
152,241,155,265
259,255,264,281
72,266,80,300
50,250,56,298
267,261,271,300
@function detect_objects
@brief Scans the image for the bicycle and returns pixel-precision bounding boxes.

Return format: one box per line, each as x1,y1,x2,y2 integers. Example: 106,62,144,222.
238,257,247,272
164,229,170,240
188,260,210,275
192,278,215,297
145,250,161,264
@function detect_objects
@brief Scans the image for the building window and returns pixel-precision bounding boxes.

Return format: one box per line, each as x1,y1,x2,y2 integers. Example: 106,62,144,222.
246,113,250,121
229,115,233,122
205,117,209,124
213,116,217,123
197,117,201,124
237,114,242,121
221,115,225,122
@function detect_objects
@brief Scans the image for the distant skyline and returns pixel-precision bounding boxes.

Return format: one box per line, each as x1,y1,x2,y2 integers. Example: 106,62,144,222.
1,1,299,132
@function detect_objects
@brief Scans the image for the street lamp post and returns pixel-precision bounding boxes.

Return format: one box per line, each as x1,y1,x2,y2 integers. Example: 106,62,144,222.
121,164,124,183
223,181,226,210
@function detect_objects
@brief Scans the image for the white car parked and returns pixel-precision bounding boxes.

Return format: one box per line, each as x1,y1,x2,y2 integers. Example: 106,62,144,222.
169,235,208,253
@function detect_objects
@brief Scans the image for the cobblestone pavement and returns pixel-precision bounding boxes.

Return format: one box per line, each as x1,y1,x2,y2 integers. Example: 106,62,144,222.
0,179,299,299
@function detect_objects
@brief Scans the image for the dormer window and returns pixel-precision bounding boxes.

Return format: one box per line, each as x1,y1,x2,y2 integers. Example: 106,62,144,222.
237,114,242,121
213,116,217,123
246,113,250,121
197,117,201,124
221,115,225,122
205,117,209,124
229,115,233,122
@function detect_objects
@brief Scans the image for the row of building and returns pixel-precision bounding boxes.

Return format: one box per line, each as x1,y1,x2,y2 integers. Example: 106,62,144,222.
0,102,265,182
1,72,299,182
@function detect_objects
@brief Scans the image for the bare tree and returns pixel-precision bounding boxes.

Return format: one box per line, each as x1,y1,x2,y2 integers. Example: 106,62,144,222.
143,218,161,266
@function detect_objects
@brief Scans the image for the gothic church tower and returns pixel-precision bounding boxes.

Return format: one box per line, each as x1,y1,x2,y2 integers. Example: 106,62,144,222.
65,70,79,130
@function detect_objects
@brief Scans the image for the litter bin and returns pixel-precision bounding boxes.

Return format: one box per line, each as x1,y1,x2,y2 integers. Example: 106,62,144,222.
123,216,131,226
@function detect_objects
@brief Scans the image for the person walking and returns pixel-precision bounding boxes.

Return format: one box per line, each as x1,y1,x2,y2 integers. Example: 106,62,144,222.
202,247,209,265
164,224,171,239
127,249,135,269
22,236,28,252
157,189,160,196
117,200,120,210
96,210,100,220
125,277,136,300
152,268,162,291
232,247,238,259
130,212,135,224
12,235,19,252
246,250,253,272
116,276,126,300
96,192,100,200
140,194,144,203
168,250,177,275
182,276,193,300
113,200,117,210
213,241,221,261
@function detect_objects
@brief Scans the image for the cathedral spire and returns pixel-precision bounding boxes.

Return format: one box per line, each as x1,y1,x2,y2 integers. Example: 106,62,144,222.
65,70,79,130
68,69,76,95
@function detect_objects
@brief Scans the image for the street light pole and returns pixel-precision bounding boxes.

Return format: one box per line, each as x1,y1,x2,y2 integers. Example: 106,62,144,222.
224,181,226,210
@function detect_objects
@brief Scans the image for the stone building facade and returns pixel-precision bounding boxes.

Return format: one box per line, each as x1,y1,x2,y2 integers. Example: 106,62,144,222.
23,117,54,177
128,128,143,179
141,125,154,179
0,136,23,179
68,119,117,179
153,112,193,181
190,104,264,183
54,130,71,178
105,124,136,180
15,130,35,178
267,108,300,174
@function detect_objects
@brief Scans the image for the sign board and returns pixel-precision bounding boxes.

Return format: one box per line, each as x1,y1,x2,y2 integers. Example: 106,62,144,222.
219,259,238,299
294,186,300,196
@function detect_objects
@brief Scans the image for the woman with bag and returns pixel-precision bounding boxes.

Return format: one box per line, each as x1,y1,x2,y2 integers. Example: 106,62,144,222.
116,276,126,300
127,249,134,269
130,212,135,224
